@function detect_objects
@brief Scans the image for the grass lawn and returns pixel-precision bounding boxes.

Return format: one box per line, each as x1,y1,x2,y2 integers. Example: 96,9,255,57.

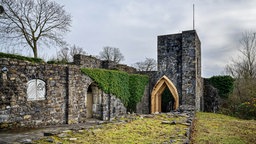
191,112,256,144
36,114,189,144
35,112,255,144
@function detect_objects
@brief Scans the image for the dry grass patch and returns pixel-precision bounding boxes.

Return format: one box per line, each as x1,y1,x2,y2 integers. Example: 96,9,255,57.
191,112,256,144
36,114,189,144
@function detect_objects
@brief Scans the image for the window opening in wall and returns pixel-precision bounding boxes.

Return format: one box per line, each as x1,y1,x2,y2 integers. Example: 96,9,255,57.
27,79,46,101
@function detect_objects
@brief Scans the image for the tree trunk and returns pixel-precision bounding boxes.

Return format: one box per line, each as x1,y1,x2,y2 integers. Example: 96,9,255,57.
33,42,38,58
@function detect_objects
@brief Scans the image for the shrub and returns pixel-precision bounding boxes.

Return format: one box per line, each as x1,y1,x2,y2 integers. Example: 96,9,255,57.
207,75,234,98
237,98,256,119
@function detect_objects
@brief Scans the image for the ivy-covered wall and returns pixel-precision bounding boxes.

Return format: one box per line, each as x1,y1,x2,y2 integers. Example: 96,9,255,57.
81,68,149,112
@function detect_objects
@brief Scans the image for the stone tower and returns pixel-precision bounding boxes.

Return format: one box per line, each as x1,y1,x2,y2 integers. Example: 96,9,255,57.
156,30,203,111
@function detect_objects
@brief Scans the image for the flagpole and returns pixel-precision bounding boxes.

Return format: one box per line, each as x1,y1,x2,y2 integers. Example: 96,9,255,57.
193,4,195,30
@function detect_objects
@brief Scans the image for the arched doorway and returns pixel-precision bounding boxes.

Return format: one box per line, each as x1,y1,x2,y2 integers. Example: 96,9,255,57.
86,85,93,118
86,83,103,119
161,88,175,112
151,75,179,113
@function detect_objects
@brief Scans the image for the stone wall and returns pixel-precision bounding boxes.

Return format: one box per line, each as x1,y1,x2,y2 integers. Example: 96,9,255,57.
0,58,68,128
181,30,202,111
0,58,127,129
66,66,91,124
157,33,182,96
203,79,219,112
73,54,136,73
73,54,101,68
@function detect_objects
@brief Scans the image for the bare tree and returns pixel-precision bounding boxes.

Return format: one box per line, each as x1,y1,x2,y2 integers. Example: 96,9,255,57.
57,47,70,62
133,58,157,71
0,0,71,58
225,31,256,110
57,45,86,62
69,45,86,58
99,46,124,64
226,31,256,79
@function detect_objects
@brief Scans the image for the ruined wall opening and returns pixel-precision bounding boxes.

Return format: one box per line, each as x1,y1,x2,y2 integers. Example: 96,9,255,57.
86,83,103,119
151,75,179,113
86,85,93,118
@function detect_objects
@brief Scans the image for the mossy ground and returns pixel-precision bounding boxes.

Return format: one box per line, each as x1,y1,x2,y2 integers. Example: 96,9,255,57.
36,114,188,144
191,112,256,144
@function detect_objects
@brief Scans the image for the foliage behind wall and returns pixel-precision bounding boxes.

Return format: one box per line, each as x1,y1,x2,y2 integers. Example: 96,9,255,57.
206,75,234,98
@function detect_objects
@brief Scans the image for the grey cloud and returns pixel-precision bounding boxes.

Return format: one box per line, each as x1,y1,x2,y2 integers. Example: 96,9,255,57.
52,0,256,77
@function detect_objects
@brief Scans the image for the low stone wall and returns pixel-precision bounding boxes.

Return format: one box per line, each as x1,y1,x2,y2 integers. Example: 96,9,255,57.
73,54,101,68
73,54,136,73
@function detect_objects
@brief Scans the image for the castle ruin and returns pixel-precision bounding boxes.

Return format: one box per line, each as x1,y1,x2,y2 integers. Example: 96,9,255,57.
0,30,205,129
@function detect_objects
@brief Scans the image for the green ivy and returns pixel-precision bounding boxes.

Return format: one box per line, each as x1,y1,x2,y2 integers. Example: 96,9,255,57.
81,68,149,111
128,74,149,112
207,75,234,98
0,52,44,63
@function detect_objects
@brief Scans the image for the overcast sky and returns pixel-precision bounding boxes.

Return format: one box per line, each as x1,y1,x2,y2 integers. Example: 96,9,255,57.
54,0,256,78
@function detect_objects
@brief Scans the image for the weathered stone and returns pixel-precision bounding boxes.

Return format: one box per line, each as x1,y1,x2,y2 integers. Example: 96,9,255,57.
181,123,191,126
161,121,171,124
23,115,31,120
162,120,176,125
57,133,68,138
46,138,54,143
43,132,55,136
62,130,72,133
69,138,78,141
142,115,154,118
171,121,176,125
20,139,32,144
78,130,84,133
178,113,189,117
0,115,9,122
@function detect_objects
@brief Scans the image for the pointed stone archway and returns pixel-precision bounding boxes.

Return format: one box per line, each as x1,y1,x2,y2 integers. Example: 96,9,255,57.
151,75,179,113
